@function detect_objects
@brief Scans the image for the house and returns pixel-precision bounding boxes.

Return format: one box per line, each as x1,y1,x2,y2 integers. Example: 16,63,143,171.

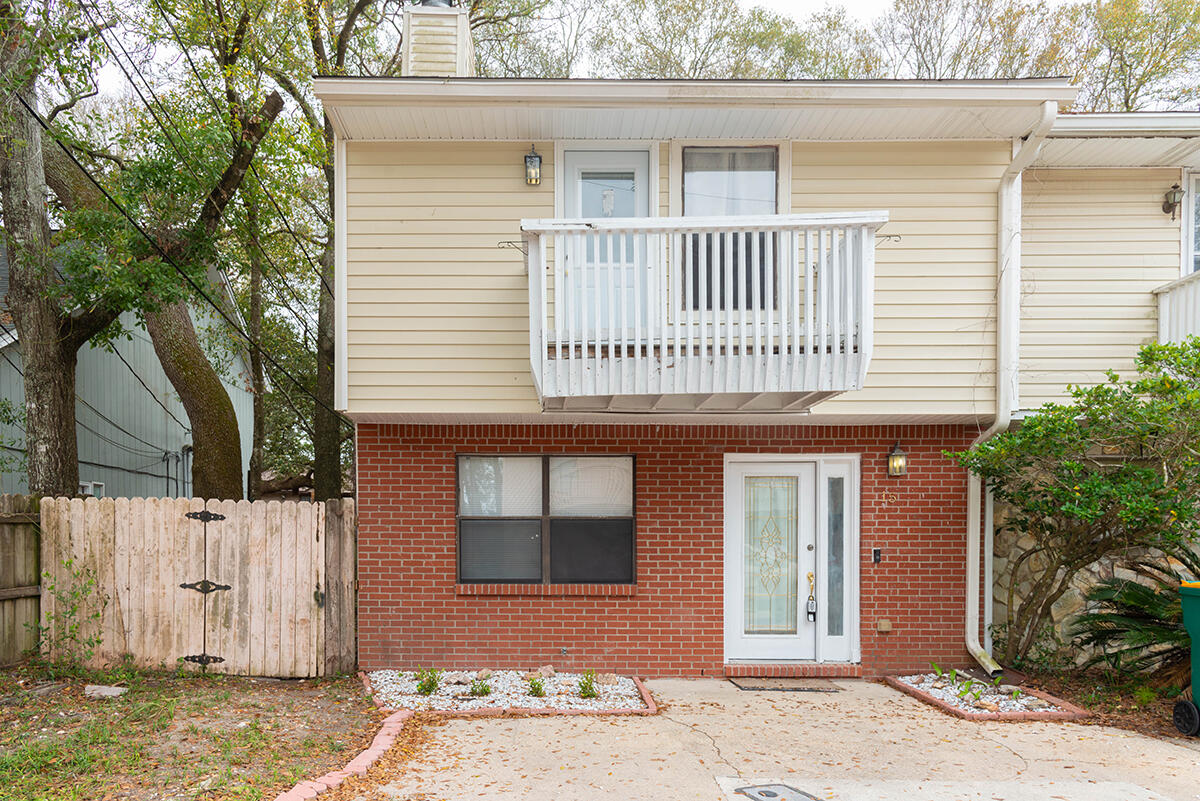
0,249,256,498
314,2,1200,678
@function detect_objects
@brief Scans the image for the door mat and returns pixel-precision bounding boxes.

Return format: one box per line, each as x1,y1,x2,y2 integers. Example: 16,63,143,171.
728,677,840,692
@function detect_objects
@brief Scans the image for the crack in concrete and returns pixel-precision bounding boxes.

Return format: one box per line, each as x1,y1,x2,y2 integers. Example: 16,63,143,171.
976,730,1030,777
660,711,744,780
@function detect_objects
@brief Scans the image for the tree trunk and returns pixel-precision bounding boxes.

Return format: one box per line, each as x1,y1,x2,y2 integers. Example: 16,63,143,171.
0,85,82,498
246,200,265,500
312,243,340,501
146,300,244,500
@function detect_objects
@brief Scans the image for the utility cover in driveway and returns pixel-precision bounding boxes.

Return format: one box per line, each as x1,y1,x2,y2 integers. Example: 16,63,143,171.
735,786,818,801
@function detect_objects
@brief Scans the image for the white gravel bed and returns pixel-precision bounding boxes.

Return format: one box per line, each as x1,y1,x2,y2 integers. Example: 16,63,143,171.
368,668,646,712
898,672,1062,715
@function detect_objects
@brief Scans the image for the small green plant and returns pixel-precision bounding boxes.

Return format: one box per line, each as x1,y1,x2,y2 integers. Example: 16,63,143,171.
29,558,109,673
1011,688,1022,701
414,667,442,696
469,678,491,697
931,662,943,679
528,676,545,697
1132,685,1157,707
578,670,598,699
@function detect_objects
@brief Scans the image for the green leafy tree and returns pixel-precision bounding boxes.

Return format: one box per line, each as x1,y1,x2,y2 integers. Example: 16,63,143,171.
1066,0,1200,111
952,338,1200,664
0,0,119,497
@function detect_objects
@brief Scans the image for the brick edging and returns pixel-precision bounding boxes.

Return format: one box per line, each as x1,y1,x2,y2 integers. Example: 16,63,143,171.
360,670,659,717
271,708,414,801
883,675,1090,721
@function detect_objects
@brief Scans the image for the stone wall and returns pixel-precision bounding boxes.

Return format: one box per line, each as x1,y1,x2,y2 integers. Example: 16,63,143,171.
991,503,1200,662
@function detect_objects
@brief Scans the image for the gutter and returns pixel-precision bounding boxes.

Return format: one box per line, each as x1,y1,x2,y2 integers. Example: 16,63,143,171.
965,99,1056,676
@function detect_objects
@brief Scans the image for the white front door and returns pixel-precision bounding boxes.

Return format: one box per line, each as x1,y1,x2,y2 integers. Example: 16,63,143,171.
562,150,650,338
724,456,859,663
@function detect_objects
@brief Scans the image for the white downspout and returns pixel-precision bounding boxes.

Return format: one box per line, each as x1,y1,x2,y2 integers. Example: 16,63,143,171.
966,100,1056,675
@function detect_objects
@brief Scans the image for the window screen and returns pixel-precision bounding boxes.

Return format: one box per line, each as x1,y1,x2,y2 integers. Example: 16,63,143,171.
457,455,635,584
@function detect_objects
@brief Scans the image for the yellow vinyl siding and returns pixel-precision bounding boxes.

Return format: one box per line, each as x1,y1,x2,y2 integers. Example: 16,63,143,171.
344,139,1007,417
345,141,550,414
796,141,1006,417
1020,168,1180,408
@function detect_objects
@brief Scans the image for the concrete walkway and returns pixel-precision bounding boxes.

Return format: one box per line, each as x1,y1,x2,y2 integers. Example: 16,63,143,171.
370,678,1200,801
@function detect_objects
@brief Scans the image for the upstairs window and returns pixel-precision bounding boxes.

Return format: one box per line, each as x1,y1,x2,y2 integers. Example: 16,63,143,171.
457,456,635,584
682,146,778,311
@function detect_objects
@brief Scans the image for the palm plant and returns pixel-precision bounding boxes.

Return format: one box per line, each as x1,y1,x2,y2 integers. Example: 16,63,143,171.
1072,546,1200,690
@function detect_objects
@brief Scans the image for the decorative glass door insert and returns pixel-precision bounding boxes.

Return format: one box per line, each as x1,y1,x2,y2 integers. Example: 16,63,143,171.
743,476,798,635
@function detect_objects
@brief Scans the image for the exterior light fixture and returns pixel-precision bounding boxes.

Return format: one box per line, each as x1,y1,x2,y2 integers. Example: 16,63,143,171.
887,443,908,477
1163,183,1185,220
525,145,542,186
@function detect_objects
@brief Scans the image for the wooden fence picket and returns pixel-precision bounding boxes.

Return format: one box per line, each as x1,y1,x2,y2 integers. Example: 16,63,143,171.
17,495,355,677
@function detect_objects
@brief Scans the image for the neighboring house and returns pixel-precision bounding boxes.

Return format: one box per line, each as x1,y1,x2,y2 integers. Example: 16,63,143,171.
314,2,1200,678
0,248,256,498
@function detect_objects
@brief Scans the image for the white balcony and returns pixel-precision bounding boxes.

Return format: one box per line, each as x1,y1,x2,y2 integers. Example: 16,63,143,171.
1155,270,1200,343
523,211,888,412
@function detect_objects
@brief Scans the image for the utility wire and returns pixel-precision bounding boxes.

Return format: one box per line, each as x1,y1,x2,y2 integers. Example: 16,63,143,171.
0,320,173,458
109,341,191,432
18,93,348,425
144,0,336,299
77,5,322,343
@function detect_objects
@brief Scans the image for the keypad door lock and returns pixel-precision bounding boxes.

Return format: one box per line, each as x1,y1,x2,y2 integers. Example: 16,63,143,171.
806,571,817,622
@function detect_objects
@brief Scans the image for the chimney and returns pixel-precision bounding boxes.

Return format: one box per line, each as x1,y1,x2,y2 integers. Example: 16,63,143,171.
402,1,476,77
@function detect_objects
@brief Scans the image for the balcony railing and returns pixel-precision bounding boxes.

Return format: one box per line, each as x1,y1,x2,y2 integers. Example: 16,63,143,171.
1155,270,1200,344
523,211,889,412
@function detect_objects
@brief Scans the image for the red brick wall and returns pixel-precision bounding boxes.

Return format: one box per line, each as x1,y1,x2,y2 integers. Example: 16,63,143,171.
356,423,981,678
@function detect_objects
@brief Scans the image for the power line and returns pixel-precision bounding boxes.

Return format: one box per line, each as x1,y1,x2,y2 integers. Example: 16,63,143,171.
76,6,322,343
18,93,348,426
144,0,336,299
0,321,172,458
108,341,190,432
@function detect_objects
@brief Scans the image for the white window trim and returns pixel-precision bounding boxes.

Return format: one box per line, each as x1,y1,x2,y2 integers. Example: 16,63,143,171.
553,140,662,220
1182,168,1198,277
722,452,861,665
669,139,792,217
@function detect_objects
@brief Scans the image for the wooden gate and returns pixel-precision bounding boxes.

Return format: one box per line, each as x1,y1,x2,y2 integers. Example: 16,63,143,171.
0,495,39,665
38,497,356,677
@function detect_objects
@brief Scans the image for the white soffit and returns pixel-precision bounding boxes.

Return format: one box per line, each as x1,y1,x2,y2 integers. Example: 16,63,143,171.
314,77,1077,142
1035,112,1200,168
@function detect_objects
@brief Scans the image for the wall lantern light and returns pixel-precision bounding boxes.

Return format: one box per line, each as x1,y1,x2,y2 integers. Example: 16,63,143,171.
1163,183,1185,220
887,442,908,477
525,145,542,186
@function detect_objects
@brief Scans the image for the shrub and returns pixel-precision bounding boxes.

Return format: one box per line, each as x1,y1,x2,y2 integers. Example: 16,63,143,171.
468,678,491,697
578,670,598,699
414,667,441,696
528,676,545,697
952,338,1200,664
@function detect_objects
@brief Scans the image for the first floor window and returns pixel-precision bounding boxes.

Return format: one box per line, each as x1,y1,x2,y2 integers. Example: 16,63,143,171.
457,455,635,584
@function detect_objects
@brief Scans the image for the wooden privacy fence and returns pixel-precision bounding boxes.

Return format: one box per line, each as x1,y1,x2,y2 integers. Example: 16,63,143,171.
38,497,356,677
0,495,40,665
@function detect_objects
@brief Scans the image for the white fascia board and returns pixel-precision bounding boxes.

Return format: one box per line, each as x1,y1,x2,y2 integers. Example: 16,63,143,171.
313,77,1078,110
1051,112,1200,138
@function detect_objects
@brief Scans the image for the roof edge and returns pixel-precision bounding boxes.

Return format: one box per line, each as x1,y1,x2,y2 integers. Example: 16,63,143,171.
313,76,1078,108
1052,112,1200,138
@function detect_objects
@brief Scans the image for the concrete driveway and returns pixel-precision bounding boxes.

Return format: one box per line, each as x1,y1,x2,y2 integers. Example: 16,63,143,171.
371,678,1200,801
